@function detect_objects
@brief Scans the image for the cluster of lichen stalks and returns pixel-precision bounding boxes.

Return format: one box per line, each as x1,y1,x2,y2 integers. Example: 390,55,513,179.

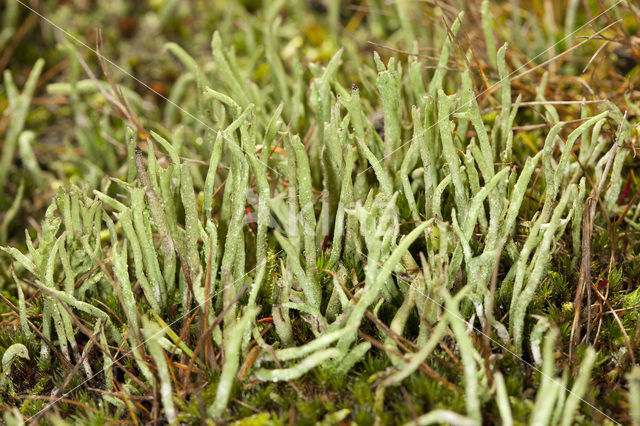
1,2,638,424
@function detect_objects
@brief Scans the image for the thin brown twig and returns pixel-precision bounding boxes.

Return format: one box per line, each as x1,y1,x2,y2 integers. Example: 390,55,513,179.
591,281,636,364
95,31,148,138
401,385,419,425
182,280,252,395
87,387,153,401
111,379,142,424
419,317,460,366
322,268,421,352
19,395,100,414
232,398,261,414
91,297,125,326
0,290,72,371
570,112,626,358
357,330,457,392
175,244,195,349
0,13,38,74
582,40,610,73
328,268,460,383
30,324,103,424
590,269,609,348
511,20,622,83
44,288,152,393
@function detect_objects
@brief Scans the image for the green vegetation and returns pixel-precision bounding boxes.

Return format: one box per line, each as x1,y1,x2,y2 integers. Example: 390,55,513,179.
1,0,640,424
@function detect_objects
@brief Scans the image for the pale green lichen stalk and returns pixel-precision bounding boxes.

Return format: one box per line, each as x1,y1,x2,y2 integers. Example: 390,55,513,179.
0,1,635,424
